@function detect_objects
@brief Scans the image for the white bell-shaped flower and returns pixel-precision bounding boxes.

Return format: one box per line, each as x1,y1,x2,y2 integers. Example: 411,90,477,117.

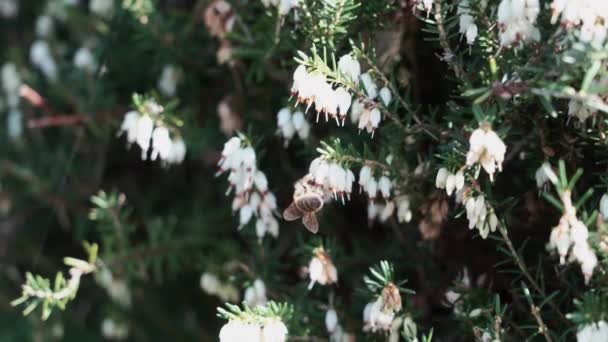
338,54,361,83
379,87,392,106
360,73,378,99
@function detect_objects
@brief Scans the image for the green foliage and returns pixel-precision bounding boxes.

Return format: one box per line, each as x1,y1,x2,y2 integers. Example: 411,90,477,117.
11,243,98,321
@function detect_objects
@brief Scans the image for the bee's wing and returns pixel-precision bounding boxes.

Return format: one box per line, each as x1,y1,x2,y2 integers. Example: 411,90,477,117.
283,202,303,221
302,213,319,234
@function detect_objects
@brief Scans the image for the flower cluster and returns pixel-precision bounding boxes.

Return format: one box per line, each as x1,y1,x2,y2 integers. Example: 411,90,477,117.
465,194,498,239
117,104,187,165
219,318,288,342
358,165,392,201
276,107,310,146
291,64,352,125
367,196,413,225
363,283,402,333
436,168,465,197
261,0,299,16
551,0,608,47
457,0,478,45
497,0,541,47
548,216,598,283
200,272,240,302
217,136,280,240
291,53,391,137
308,247,338,289
244,279,268,308
350,72,392,137
308,157,355,203
466,125,507,181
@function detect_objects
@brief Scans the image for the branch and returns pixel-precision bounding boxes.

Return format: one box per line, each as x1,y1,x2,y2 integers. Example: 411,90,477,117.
433,1,466,81
497,223,570,326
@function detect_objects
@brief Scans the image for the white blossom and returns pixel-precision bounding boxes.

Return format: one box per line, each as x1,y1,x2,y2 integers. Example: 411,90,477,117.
535,162,551,188
466,125,506,181
150,126,173,161
576,321,608,342
276,108,310,146
117,109,186,165
378,176,392,200
158,64,180,97
379,87,392,106
547,196,598,283
363,297,394,332
465,195,497,239
356,103,382,137
200,272,240,302
7,109,22,140
101,318,129,340
30,40,58,81
261,320,288,342
1,62,21,109
360,73,378,100
219,320,262,342
0,0,18,18
74,46,97,73
457,0,478,44
90,0,114,17
325,309,339,333
551,0,608,47
261,0,299,15
244,278,268,308
435,167,449,189
568,99,595,122
35,15,54,38
200,272,221,294
338,54,361,83
436,168,465,196
308,157,355,202
600,194,608,220
417,0,434,16
397,196,413,223
497,0,541,47
218,137,280,238
308,248,338,289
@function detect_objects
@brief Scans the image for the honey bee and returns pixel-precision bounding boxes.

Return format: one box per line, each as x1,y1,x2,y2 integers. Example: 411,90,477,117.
283,175,329,233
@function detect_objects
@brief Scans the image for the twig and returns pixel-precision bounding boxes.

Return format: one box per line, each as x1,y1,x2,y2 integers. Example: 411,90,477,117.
497,223,571,326
531,304,553,342
433,1,466,81
337,155,391,170
28,115,88,129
